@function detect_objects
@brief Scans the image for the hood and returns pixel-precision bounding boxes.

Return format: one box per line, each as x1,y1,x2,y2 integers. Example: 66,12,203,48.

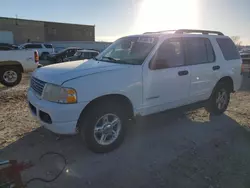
33,59,130,85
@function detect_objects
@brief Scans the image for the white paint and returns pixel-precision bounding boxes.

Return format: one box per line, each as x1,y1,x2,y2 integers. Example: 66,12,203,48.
0,50,38,72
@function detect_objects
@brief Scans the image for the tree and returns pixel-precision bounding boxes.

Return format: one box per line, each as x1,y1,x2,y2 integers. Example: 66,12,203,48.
231,36,242,46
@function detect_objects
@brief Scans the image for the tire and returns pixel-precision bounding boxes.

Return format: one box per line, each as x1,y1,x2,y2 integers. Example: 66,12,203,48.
0,66,22,87
78,101,128,153
205,83,230,115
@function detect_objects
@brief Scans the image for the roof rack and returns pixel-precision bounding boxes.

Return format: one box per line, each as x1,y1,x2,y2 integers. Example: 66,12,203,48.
144,29,224,36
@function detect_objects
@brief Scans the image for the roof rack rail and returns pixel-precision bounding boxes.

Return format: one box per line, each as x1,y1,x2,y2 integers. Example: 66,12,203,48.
175,29,224,35
144,29,224,36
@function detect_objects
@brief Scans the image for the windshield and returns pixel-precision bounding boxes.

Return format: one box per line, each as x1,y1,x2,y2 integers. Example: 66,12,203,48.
96,36,158,65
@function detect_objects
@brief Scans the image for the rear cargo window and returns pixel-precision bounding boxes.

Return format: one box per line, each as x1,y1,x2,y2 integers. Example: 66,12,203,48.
216,38,240,60
44,44,53,48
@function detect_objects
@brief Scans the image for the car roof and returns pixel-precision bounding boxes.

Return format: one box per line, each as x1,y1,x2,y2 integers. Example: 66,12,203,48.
123,29,227,40
77,49,99,53
66,47,82,50
21,43,52,45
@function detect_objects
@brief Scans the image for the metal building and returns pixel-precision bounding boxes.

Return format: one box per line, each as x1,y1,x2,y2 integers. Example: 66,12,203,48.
0,17,95,44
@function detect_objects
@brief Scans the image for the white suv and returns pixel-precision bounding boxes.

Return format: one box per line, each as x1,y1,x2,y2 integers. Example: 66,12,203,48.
28,29,242,153
19,43,54,59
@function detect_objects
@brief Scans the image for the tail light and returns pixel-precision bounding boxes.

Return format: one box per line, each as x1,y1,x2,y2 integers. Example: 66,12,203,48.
34,51,39,63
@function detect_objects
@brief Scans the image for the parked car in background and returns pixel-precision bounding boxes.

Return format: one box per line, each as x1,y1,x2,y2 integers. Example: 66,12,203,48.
19,43,54,59
47,47,82,63
0,43,19,50
63,49,99,62
240,51,250,73
54,47,65,53
0,50,39,86
28,29,242,153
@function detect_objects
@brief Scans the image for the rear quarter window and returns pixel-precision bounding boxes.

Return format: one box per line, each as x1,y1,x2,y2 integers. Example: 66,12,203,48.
216,38,240,60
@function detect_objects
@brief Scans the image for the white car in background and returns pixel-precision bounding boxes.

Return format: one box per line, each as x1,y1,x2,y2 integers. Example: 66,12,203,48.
0,49,39,86
28,29,242,153
19,43,54,59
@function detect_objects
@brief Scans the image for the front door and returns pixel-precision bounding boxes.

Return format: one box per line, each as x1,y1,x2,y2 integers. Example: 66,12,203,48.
142,37,191,115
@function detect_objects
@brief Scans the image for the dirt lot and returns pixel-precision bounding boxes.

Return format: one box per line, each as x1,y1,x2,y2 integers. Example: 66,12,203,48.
1,74,250,188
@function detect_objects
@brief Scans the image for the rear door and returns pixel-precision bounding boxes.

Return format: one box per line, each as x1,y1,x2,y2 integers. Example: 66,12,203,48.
184,37,219,102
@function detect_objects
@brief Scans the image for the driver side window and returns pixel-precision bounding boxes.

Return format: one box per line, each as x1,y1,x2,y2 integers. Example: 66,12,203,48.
150,38,184,70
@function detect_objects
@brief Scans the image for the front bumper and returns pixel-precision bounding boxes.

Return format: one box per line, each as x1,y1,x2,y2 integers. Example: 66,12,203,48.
27,88,88,135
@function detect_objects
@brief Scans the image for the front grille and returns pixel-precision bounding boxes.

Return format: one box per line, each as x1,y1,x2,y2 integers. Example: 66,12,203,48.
31,77,46,96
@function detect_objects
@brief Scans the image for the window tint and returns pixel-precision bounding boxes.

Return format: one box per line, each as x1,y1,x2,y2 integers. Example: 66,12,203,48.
81,52,89,58
25,44,42,49
205,39,215,62
91,52,98,57
44,44,53,48
151,38,184,69
216,38,240,60
185,38,211,65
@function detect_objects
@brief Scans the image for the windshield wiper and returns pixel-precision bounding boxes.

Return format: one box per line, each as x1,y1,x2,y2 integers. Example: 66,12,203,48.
99,56,133,65
101,56,118,62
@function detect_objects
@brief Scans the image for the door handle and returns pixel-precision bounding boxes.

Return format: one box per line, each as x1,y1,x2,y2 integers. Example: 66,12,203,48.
178,70,189,76
213,65,220,70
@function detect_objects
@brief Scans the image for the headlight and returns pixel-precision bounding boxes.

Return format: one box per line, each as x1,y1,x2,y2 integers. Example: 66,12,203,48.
42,84,77,104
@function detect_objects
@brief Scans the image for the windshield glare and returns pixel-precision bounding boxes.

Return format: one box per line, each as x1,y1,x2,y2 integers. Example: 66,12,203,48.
96,36,158,65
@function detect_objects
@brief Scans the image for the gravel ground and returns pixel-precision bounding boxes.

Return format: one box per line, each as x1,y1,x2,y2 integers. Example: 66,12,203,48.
0,74,250,188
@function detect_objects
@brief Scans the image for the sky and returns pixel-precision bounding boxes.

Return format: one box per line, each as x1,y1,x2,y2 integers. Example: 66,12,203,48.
0,0,250,44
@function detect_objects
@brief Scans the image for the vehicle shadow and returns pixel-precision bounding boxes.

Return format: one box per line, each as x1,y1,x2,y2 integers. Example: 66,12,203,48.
1,104,250,188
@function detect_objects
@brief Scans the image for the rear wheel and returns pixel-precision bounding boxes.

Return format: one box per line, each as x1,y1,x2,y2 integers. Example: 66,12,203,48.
78,102,127,153
205,83,230,115
0,66,22,87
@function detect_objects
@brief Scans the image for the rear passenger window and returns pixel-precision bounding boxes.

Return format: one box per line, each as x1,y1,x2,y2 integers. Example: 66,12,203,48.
184,38,215,65
205,39,215,62
216,38,240,60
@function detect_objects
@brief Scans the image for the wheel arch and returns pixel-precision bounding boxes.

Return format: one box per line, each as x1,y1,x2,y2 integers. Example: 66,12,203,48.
77,94,134,129
216,76,234,92
0,61,24,72
210,76,234,98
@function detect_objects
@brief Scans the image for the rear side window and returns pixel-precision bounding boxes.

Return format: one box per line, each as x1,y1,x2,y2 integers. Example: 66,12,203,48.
205,39,215,62
216,38,240,60
184,38,215,65
25,44,43,49
91,52,98,57
44,44,53,48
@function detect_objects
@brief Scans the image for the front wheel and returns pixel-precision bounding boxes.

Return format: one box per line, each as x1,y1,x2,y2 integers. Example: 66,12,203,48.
205,84,230,115
0,66,22,87
78,102,127,153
